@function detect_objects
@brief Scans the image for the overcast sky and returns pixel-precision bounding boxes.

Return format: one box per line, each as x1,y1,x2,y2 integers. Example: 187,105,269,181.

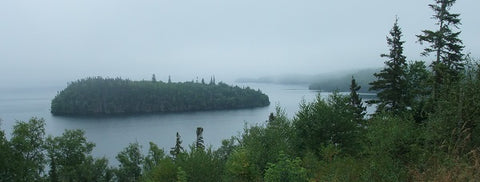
1,0,479,87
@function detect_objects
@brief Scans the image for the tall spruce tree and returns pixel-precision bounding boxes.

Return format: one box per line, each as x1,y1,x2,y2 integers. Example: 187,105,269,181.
152,74,157,82
370,17,408,113
350,76,366,122
417,0,464,98
170,132,184,158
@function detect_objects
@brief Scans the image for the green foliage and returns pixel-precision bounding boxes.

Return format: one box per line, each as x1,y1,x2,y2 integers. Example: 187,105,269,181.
365,115,423,167
405,61,431,122
294,92,360,156
1,118,112,182
370,18,409,113
74,157,114,182
176,167,188,182
234,107,295,177
142,157,177,182
350,76,366,122
143,142,165,172
170,132,184,158
45,129,107,182
0,120,15,181
9,117,46,182
51,77,270,115
425,62,480,155
361,155,407,182
308,114,423,182
410,149,480,181
214,137,238,165
224,148,260,182
116,142,144,182
417,0,464,98
311,156,365,182
264,152,307,182
175,146,222,182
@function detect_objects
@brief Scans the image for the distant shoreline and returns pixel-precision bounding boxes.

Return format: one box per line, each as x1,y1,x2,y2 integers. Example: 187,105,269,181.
236,68,379,93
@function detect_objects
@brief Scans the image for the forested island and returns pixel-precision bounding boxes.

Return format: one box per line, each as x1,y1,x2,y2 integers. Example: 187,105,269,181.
51,77,270,115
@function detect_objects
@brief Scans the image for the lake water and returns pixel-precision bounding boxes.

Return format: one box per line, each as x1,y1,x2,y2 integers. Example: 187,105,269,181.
0,83,374,165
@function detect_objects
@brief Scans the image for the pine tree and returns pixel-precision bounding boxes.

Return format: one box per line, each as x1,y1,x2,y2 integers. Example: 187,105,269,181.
268,113,275,122
209,76,216,85
370,17,408,113
350,76,366,122
151,74,156,82
417,0,464,98
170,132,184,158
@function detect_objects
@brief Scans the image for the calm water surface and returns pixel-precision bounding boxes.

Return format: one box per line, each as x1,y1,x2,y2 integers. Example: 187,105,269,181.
0,83,373,165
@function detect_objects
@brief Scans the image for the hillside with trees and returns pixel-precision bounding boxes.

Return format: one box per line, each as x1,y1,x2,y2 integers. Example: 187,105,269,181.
236,68,379,93
308,68,378,92
51,77,270,115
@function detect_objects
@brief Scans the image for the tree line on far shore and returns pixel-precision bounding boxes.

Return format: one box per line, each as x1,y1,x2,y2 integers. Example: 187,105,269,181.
51,77,270,115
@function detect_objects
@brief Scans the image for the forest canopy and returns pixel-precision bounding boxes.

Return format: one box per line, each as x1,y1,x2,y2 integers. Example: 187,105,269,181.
51,77,270,115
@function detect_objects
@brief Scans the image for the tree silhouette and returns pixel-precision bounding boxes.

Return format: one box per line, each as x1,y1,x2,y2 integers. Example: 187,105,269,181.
417,0,464,98
370,17,408,113
170,132,184,158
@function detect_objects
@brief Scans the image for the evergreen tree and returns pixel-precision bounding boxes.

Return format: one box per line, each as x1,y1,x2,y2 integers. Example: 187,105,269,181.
406,61,431,122
350,76,366,122
294,92,359,156
168,75,172,84
209,76,216,85
417,0,464,98
370,17,408,113
268,113,275,122
151,74,156,82
170,132,184,158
